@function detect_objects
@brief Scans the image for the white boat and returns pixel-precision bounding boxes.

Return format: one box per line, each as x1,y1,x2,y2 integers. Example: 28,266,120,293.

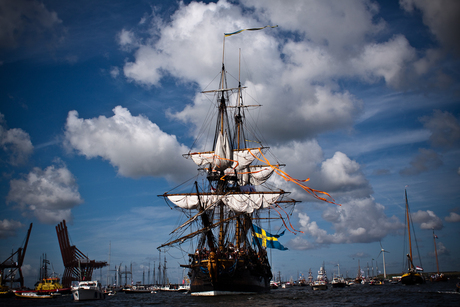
331,263,347,288
311,263,328,290
71,280,105,301
14,291,54,299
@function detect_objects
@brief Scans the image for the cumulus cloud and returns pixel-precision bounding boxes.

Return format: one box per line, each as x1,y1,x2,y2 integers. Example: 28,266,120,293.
411,210,443,229
445,212,460,223
0,113,33,166
121,0,437,143
400,148,443,176
319,152,371,196
351,35,417,88
63,106,195,181
293,197,403,248
242,0,384,58
0,0,62,49
0,219,24,239
267,142,403,248
108,0,455,250
420,110,460,148
6,161,82,224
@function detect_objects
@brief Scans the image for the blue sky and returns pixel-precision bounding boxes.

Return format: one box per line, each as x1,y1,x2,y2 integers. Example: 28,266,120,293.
1,0,459,287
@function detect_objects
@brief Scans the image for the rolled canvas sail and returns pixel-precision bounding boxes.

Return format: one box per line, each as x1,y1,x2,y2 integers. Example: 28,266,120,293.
167,192,282,213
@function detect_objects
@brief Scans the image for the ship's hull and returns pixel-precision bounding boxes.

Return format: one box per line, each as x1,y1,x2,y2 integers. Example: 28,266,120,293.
401,272,425,285
189,259,271,296
72,288,105,301
331,281,346,288
311,281,328,291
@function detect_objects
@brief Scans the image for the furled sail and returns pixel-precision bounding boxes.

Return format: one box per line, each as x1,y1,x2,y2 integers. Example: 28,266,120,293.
237,166,275,186
213,130,232,171
188,147,262,170
166,191,284,213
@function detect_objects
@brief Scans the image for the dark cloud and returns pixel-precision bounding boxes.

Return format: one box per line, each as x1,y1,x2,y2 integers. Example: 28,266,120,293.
420,110,460,148
400,148,443,176
0,0,62,49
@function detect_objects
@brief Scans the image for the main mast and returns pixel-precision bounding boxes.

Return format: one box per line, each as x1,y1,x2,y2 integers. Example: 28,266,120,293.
405,189,413,270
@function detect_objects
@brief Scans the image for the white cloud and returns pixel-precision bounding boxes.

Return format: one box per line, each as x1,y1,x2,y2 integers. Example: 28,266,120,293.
6,162,82,224
411,210,443,229
265,142,403,248
0,219,24,239
0,113,33,166
319,152,370,194
351,35,417,87
118,29,137,47
445,212,460,223
110,66,120,78
294,196,403,248
64,106,195,181
120,0,449,145
242,0,384,57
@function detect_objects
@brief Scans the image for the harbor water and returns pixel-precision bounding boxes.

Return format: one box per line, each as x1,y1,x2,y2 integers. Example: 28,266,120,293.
4,280,459,307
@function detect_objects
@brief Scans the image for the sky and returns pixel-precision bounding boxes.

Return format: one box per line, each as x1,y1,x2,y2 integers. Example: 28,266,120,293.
1,0,459,287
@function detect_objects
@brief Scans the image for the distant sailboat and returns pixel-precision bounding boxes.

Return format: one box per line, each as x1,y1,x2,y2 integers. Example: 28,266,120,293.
400,189,425,285
430,229,447,282
355,259,363,284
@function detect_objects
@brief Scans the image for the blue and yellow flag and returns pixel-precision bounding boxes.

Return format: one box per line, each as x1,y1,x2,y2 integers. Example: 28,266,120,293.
252,225,288,250
225,25,278,37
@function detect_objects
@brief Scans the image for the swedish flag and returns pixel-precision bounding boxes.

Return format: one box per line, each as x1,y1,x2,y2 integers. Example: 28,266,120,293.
252,225,288,250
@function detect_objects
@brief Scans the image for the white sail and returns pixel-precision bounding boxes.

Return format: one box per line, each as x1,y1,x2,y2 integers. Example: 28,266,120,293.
189,148,261,170
213,130,232,171
189,152,214,167
232,149,258,170
167,192,283,213
223,192,282,213
166,195,217,210
237,166,275,186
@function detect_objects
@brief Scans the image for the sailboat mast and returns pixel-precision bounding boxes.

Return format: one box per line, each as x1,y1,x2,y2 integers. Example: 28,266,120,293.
433,229,439,275
405,189,413,269
235,48,242,248
218,35,227,252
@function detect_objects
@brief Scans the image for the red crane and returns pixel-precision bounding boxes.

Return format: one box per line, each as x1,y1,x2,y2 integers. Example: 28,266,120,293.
56,220,107,287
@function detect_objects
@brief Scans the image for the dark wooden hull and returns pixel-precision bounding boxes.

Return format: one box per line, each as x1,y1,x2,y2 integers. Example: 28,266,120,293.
189,258,271,296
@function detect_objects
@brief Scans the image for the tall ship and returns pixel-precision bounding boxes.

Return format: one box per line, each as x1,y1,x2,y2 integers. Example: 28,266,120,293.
158,28,336,296
401,189,425,285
